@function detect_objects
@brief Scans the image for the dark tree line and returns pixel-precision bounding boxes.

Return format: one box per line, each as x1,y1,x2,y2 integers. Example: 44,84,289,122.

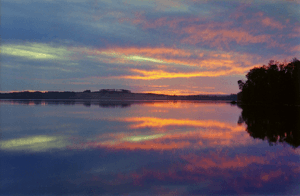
238,58,300,105
0,91,76,99
238,105,300,148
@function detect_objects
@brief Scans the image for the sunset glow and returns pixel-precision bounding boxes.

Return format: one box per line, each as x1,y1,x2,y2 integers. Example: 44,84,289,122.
141,90,227,95
117,67,252,80
2,0,300,193
2,0,298,93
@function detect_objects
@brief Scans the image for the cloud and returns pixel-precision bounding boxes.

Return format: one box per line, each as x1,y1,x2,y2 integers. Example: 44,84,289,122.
152,0,190,12
181,26,271,47
289,26,300,38
116,66,252,80
261,16,285,30
83,46,261,81
260,170,284,182
2,43,73,60
139,85,220,95
103,47,193,58
84,47,194,66
126,9,292,50
78,45,261,64
122,133,166,142
2,0,297,93
291,45,300,52
1,41,261,94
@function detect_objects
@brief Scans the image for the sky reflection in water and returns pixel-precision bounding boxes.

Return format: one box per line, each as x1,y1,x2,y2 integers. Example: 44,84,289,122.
0,100,299,195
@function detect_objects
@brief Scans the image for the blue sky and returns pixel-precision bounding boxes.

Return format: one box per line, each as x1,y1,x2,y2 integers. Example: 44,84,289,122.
1,0,300,94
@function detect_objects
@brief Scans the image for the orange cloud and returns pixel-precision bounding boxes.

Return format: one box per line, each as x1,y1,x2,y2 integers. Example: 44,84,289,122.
146,84,170,88
96,46,251,68
82,45,263,82
89,46,204,67
82,46,198,67
116,66,253,80
75,45,263,82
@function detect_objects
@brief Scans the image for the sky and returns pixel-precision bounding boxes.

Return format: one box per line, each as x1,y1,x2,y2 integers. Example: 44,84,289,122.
1,0,300,95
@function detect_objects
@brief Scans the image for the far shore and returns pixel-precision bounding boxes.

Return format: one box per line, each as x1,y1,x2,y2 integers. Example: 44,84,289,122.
0,90,238,101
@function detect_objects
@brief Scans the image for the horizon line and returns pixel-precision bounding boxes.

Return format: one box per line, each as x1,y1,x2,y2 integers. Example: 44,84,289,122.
0,89,237,96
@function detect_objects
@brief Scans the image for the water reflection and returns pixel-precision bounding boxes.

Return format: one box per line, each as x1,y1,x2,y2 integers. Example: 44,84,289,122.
0,99,230,108
83,117,249,151
0,99,134,108
238,105,300,148
126,149,300,195
0,135,68,152
1,101,299,195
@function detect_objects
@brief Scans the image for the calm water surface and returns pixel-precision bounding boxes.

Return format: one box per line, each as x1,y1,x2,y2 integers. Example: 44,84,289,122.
1,100,299,195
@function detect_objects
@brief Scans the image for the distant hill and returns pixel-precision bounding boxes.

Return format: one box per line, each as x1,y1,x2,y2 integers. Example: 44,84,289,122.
0,89,237,101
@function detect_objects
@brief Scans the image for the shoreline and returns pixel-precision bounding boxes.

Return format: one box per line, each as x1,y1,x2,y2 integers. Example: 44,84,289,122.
0,99,235,103
0,91,238,101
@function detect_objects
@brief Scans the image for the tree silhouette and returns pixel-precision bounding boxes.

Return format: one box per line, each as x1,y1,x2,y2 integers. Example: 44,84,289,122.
238,105,300,148
238,58,300,105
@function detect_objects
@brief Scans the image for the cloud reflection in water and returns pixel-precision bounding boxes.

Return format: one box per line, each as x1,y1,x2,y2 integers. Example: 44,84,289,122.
77,116,251,151
1,101,299,195
0,135,68,152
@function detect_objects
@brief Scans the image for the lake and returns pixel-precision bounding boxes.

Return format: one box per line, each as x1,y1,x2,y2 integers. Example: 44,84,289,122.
1,100,299,195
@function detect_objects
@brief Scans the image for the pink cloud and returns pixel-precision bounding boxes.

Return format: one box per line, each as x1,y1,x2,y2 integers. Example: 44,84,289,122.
288,26,300,38
125,11,288,49
180,25,271,47
291,45,300,52
261,17,285,30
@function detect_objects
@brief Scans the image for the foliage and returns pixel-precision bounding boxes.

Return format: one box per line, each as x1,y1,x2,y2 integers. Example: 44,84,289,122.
238,58,300,105
238,105,300,148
